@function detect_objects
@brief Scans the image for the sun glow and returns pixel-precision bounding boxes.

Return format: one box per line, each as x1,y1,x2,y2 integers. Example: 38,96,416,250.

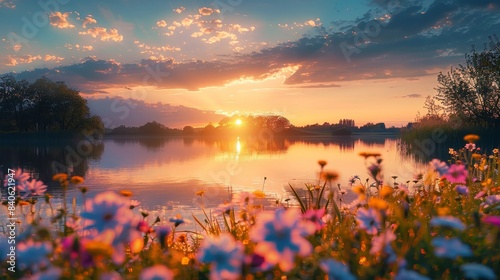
235,119,243,126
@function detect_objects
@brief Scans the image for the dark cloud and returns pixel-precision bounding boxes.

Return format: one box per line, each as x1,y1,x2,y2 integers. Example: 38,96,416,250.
401,93,422,98
87,97,224,128
7,0,500,91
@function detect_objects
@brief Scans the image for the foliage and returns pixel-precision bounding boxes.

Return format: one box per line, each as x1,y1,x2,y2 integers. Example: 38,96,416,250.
435,35,500,127
0,75,104,133
1,135,500,279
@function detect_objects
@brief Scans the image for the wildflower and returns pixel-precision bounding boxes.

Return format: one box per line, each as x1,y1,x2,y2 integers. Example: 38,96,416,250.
437,207,450,216
52,173,68,182
464,134,479,143
430,216,465,231
431,237,472,259
348,175,360,185
455,185,469,196
119,190,133,197
319,259,356,280
4,168,29,187
493,148,499,154
356,208,382,234
370,229,397,263
247,253,274,272
429,159,449,176
100,271,123,280
449,148,455,155
481,195,500,209
154,226,172,248
253,190,266,198
460,263,496,280
214,202,233,216
250,208,315,272
18,179,47,198
130,199,141,209
444,164,468,183
195,190,205,196
169,214,190,227
465,143,476,151
474,190,486,199
80,191,131,233
318,160,327,168
368,197,388,210
380,185,393,198
197,233,244,280
28,266,62,280
482,215,500,227
352,185,366,196
70,175,84,184
395,269,430,280
303,208,326,231
139,265,174,280
321,170,339,182
17,240,52,271
60,236,93,268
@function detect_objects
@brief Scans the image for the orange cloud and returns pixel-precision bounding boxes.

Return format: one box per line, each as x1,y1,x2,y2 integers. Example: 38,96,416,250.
198,7,219,16
79,27,123,42
173,6,185,14
156,20,167,28
181,17,194,27
3,54,63,66
44,55,64,62
50,12,75,29
82,15,97,28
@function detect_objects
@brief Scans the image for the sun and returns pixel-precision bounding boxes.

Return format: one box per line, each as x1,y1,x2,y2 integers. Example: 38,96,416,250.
235,119,243,126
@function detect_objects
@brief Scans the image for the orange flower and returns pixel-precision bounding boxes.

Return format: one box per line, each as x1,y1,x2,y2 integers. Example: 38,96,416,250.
70,176,84,184
52,173,68,182
463,134,480,143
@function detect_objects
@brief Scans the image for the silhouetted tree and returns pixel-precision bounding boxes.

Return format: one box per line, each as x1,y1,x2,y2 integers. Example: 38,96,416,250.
435,35,500,127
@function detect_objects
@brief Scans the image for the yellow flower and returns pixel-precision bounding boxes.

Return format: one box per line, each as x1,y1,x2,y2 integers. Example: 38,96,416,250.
320,170,339,181
70,176,84,184
119,190,133,197
195,190,205,196
52,173,68,182
181,257,190,266
368,197,388,210
463,134,480,143
18,200,30,206
317,160,327,168
380,185,393,198
437,207,450,216
252,190,266,198
353,185,366,196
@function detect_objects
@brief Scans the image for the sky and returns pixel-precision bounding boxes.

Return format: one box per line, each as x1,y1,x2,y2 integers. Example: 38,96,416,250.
0,0,499,128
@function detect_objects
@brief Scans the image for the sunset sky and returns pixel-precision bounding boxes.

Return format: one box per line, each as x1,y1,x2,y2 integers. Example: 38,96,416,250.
1,0,499,128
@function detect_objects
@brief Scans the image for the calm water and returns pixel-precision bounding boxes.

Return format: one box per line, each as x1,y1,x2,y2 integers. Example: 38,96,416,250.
1,135,428,212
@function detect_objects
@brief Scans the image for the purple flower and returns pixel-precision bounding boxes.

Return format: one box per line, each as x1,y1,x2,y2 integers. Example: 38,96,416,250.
319,259,356,280
430,216,466,231
460,263,496,280
482,215,500,228
139,265,174,280
28,266,62,280
455,185,469,195
444,164,468,183
431,237,472,259
429,159,449,176
356,208,381,235
474,190,486,199
197,233,244,280
481,195,500,209
250,208,315,272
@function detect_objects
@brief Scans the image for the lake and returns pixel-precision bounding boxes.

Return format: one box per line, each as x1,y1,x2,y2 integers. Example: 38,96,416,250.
0,134,430,214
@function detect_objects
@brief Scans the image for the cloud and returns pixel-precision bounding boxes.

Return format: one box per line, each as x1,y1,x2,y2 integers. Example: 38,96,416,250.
82,15,97,28
0,0,15,8
49,12,75,29
43,55,64,62
79,27,123,41
401,93,422,98
173,6,185,14
156,20,167,28
181,17,194,27
86,97,224,128
3,54,63,66
198,7,219,16
65,44,94,51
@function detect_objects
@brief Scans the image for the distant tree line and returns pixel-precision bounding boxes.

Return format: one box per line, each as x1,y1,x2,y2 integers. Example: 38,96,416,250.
0,75,104,133
110,121,182,135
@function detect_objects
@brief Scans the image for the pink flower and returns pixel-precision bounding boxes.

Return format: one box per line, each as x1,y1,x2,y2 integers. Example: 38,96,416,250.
3,168,29,187
482,216,500,228
444,164,468,183
465,143,476,151
140,265,174,280
18,179,47,198
303,208,326,231
356,208,382,235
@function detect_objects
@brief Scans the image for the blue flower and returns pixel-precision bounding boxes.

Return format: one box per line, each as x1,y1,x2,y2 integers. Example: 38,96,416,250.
197,233,244,280
395,269,430,280
250,208,315,272
356,208,381,235
429,159,449,176
320,259,356,280
430,216,466,231
431,237,472,259
460,263,496,280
